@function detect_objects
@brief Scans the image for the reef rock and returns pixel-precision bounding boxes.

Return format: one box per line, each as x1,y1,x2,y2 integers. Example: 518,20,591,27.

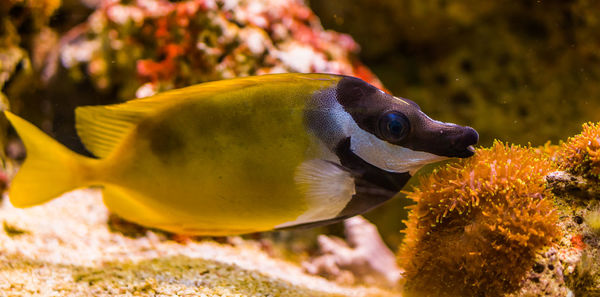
398,123,600,296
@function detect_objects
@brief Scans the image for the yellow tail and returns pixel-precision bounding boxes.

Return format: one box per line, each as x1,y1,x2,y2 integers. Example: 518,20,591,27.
4,111,98,207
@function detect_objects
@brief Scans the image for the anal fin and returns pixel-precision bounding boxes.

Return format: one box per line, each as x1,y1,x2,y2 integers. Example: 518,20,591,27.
102,186,168,229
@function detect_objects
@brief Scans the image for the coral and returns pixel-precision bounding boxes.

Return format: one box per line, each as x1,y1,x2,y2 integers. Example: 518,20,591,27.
534,140,561,160
546,170,600,200
58,0,381,101
398,141,561,297
302,216,401,288
0,0,62,97
557,122,600,180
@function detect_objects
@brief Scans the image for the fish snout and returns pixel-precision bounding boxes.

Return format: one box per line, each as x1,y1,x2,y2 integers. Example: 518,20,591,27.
449,126,479,158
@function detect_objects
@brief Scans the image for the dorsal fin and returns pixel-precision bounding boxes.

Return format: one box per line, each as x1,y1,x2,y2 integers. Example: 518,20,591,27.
75,92,190,158
76,105,143,158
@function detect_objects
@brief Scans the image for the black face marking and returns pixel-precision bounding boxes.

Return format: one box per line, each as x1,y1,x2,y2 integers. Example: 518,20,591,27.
276,137,411,231
335,76,479,158
334,137,410,217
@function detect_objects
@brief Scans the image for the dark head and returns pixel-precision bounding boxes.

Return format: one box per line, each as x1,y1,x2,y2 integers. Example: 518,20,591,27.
322,76,478,174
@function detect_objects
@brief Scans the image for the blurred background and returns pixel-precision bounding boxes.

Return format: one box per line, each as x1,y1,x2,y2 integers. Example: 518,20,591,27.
2,0,600,249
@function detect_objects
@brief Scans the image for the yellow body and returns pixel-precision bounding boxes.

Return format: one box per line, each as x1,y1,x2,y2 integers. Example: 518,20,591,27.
6,74,341,235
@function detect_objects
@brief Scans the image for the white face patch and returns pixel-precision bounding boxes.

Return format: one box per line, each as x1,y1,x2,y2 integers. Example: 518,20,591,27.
349,123,447,174
323,99,447,175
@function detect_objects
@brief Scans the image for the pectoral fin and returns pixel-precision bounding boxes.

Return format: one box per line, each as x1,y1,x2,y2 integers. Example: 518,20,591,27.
277,137,411,230
276,159,355,228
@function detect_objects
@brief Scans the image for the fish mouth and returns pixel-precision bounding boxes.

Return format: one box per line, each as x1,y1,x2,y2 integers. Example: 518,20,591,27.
467,145,476,154
462,145,477,157
450,145,476,158
449,127,479,158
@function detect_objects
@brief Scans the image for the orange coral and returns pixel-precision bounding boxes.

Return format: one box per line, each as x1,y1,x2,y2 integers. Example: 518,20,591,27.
399,141,561,297
557,122,600,178
534,140,561,160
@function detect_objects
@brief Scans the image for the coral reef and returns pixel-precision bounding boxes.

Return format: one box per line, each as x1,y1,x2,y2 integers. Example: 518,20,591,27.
0,189,396,297
545,169,600,296
308,0,600,247
398,122,600,296
398,141,561,297
58,0,380,101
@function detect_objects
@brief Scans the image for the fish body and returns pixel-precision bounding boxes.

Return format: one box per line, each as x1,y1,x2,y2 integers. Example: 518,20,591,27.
4,73,478,235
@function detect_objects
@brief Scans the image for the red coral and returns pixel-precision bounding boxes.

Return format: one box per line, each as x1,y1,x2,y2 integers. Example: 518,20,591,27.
571,234,587,250
137,44,184,82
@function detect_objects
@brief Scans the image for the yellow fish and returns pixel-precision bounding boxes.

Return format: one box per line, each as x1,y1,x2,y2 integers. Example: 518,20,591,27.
4,74,478,235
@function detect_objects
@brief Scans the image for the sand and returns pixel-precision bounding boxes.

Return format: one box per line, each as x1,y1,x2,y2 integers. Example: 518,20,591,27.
0,189,397,296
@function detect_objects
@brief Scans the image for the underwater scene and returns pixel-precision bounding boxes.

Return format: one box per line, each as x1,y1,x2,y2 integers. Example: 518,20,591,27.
2,0,600,296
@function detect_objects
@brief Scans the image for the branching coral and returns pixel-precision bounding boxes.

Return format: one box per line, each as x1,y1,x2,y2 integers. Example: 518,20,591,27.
399,141,561,297
557,122,600,179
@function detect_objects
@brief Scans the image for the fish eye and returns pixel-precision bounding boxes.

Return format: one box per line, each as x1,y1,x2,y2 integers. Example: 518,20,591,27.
378,111,410,142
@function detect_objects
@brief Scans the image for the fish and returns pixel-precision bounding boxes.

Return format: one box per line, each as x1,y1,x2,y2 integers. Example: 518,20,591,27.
4,73,478,235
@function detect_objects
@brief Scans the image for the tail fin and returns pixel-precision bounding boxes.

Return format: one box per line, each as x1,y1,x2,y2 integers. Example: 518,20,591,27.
4,111,98,207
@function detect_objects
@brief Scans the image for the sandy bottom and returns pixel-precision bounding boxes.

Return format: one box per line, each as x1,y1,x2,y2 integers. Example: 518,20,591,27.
0,189,397,296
